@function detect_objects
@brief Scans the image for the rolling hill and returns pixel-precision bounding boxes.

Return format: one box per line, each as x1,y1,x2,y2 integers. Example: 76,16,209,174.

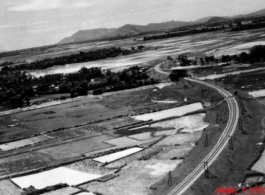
205,17,230,24
58,20,191,44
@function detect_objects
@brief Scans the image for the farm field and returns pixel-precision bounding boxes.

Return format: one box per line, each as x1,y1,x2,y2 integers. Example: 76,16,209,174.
215,68,265,95
37,134,113,160
0,81,201,144
47,126,105,141
0,101,125,143
0,152,47,177
82,160,181,195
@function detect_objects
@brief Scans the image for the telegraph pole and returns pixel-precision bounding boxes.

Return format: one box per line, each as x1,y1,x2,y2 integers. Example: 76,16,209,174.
216,113,219,124
204,161,209,178
168,171,172,186
229,136,234,150
204,133,209,147
238,118,243,130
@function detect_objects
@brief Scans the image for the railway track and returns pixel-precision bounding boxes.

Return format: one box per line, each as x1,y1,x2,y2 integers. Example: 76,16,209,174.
154,64,240,195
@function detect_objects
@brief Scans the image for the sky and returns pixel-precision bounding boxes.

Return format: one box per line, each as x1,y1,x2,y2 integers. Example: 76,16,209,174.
0,0,265,51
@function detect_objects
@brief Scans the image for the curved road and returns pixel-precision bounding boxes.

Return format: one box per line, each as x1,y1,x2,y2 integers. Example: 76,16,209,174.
154,64,240,195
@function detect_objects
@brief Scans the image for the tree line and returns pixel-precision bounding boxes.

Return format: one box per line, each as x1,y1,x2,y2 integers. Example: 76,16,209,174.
220,45,265,63
1,46,145,71
143,27,224,41
0,66,158,108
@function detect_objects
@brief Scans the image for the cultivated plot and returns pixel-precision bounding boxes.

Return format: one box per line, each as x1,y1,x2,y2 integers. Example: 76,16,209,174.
38,135,113,159
0,153,47,177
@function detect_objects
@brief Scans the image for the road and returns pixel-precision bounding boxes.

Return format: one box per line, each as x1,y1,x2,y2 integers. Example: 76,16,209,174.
154,64,240,195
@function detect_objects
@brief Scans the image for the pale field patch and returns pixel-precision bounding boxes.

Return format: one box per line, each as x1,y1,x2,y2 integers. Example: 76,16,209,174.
0,135,51,151
151,113,209,132
75,192,96,195
93,147,143,164
146,162,177,176
252,150,265,174
155,83,172,89
12,167,102,190
131,103,203,121
105,146,162,169
249,89,265,97
152,100,178,103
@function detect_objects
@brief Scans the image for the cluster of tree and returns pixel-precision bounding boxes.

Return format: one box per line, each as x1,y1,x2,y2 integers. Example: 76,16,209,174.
176,45,265,67
177,54,216,66
0,61,13,66
221,45,265,63
231,22,265,31
169,70,188,82
143,27,223,41
2,46,145,71
0,66,158,108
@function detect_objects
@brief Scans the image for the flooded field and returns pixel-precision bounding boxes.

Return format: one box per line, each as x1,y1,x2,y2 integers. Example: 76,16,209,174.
20,28,265,77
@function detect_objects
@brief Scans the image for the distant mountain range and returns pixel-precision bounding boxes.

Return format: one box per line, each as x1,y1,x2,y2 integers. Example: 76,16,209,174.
59,21,190,44
58,8,265,45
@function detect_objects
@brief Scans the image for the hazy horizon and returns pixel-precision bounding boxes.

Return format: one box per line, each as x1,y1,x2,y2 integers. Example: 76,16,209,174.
1,0,265,51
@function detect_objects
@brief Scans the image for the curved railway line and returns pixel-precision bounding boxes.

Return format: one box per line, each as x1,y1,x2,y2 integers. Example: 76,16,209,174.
154,64,240,195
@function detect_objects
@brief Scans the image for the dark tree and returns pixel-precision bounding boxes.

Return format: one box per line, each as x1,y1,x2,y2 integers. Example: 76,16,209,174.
169,70,188,82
